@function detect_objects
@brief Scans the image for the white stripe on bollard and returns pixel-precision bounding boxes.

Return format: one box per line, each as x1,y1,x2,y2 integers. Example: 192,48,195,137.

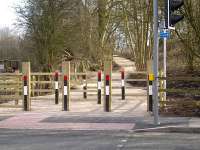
55,81,59,90
64,86,68,95
83,80,86,88
121,80,125,87
149,85,153,95
98,82,101,90
106,86,109,95
24,86,28,96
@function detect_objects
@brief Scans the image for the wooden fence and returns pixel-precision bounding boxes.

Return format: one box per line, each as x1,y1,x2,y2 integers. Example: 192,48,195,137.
0,73,23,108
0,61,148,111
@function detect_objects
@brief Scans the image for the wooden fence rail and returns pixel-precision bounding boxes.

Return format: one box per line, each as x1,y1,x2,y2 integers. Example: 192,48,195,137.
0,74,23,108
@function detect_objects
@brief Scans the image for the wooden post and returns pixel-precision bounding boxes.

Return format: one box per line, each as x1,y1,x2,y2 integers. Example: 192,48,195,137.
31,75,35,97
104,58,112,112
62,61,70,111
147,60,153,112
22,62,31,111
15,75,20,105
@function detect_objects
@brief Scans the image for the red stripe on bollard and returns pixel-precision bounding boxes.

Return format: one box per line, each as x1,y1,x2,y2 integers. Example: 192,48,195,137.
55,72,59,78
105,74,110,112
106,75,110,81
23,75,28,81
121,71,125,79
64,75,68,81
98,71,101,80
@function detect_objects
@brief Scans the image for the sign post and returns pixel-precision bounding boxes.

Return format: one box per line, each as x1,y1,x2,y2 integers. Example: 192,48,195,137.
153,0,160,125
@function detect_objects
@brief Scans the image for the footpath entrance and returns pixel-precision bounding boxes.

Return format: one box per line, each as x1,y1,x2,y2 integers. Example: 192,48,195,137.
0,56,199,130
29,58,148,115
0,56,150,131
0,56,149,116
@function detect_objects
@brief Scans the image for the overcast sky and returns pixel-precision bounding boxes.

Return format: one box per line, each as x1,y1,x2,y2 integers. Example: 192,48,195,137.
0,0,22,29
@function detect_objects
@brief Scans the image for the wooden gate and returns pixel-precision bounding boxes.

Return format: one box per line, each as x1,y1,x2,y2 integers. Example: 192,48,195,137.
0,73,23,108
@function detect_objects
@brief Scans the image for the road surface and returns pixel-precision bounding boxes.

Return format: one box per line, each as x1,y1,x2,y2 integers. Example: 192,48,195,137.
0,129,200,150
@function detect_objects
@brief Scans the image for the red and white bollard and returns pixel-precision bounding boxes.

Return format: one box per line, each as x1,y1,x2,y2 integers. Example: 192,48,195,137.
121,68,125,100
105,75,111,112
63,75,69,111
97,71,102,104
55,72,59,104
83,75,87,99
23,75,28,111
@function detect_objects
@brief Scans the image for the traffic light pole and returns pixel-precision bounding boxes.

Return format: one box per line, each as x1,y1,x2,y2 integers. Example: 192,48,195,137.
163,36,167,102
153,0,160,125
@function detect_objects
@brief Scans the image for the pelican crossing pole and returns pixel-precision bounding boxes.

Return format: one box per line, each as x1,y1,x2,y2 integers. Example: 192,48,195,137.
153,0,160,125
163,33,167,102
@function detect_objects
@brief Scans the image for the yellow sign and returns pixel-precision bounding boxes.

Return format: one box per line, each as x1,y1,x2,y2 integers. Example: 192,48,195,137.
149,74,154,81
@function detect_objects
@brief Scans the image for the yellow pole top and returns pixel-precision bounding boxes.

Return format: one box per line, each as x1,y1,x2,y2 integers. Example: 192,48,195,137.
149,74,155,81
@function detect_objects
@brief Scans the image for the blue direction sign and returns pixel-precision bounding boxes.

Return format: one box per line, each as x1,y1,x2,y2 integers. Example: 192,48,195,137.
160,30,170,39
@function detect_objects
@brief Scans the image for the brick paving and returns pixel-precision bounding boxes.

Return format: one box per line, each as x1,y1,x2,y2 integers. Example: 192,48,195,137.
0,112,135,130
0,96,146,130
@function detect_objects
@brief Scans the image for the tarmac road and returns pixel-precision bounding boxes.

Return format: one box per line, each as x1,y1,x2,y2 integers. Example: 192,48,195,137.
0,129,200,150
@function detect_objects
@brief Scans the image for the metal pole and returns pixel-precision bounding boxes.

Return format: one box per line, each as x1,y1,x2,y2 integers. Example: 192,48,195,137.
163,37,167,102
153,0,160,125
